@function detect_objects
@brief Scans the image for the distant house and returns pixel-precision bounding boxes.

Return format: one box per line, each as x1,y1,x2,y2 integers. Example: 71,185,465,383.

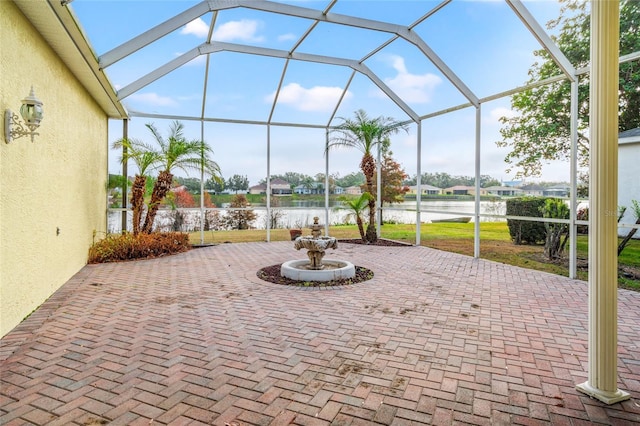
248,183,267,195
334,186,345,195
520,184,545,197
248,178,292,195
271,179,292,195
484,186,523,197
543,185,570,198
294,182,324,195
407,184,442,195
619,128,640,238
345,186,363,195
443,185,487,196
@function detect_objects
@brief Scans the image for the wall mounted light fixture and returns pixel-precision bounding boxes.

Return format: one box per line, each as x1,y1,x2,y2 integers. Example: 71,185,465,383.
4,87,44,143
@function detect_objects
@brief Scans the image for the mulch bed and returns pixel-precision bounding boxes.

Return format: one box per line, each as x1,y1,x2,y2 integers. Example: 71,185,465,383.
256,238,409,287
256,264,374,287
338,238,413,247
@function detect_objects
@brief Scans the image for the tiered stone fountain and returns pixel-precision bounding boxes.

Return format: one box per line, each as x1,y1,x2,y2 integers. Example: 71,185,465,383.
280,217,356,282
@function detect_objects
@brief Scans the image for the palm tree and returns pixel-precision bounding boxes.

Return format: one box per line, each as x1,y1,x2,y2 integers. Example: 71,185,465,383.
141,121,221,234
328,109,409,243
336,192,373,241
112,138,159,235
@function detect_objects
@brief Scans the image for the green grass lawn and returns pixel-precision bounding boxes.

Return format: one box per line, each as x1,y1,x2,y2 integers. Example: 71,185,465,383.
188,222,640,290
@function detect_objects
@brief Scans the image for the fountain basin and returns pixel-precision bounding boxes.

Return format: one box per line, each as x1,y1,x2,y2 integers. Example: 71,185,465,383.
281,259,356,282
294,236,338,251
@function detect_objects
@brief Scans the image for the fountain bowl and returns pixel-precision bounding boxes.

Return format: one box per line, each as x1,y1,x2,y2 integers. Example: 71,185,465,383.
281,259,356,282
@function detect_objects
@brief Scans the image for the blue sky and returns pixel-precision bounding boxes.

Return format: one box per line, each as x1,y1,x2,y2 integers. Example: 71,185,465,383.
70,0,570,186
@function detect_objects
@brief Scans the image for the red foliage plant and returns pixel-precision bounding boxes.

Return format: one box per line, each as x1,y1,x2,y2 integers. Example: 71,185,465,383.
202,191,215,208
174,187,196,208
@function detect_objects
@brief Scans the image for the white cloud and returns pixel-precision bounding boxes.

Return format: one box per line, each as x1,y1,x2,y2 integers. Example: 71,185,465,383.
278,33,297,42
181,18,209,38
128,92,177,107
266,83,352,112
213,19,265,42
181,18,265,42
176,93,202,102
380,55,442,103
489,106,517,122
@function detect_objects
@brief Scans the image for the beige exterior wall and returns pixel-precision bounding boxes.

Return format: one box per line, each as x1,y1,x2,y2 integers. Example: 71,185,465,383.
0,2,108,337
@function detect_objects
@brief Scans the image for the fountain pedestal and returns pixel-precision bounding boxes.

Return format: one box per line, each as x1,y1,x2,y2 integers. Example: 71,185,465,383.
307,250,325,270
295,236,338,270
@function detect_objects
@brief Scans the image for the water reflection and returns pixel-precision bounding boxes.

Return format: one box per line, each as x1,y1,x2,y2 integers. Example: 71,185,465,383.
108,200,506,233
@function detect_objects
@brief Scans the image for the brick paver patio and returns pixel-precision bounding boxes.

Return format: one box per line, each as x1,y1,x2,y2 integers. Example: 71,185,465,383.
1,241,639,425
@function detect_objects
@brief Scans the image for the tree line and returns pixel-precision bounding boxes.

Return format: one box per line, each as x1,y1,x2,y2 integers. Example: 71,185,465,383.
170,170,574,198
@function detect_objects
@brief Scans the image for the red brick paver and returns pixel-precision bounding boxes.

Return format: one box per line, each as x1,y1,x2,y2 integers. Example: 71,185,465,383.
1,242,639,425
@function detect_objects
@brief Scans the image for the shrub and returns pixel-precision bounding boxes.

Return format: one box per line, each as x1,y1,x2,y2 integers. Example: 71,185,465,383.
224,194,257,230
577,206,589,234
88,232,190,264
541,198,570,259
506,197,550,245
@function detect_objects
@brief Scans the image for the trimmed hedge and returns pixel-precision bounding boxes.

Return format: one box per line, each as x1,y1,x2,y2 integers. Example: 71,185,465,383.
506,197,552,245
88,232,190,263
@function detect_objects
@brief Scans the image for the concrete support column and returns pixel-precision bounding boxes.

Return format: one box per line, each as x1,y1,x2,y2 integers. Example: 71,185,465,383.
575,0,630,405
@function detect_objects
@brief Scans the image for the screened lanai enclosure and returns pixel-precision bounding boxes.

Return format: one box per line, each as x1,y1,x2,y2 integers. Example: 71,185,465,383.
60,0,634,404
75,0,639,277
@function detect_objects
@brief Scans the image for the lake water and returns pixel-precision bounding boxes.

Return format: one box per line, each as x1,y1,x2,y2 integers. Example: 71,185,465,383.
107,200,506,233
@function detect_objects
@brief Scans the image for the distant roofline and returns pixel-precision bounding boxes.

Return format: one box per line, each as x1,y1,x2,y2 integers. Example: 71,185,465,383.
620,127,640,144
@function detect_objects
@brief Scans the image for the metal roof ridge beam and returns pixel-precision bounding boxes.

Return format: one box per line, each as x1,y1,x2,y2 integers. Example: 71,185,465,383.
119,40,362,100
117,47,205,100
210,41,357,67
355,63,419,123
238,0,405,35
506,0,576,81
401,30,479,107
99,0,232,68
128,110,327,129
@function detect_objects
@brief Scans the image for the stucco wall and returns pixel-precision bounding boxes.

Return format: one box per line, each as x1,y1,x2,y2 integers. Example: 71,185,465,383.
618,139,640,238
0,2,108,337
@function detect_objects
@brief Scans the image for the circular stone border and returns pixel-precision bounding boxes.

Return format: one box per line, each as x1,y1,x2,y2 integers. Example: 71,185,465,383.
257,263,374,287
281,259,355,282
